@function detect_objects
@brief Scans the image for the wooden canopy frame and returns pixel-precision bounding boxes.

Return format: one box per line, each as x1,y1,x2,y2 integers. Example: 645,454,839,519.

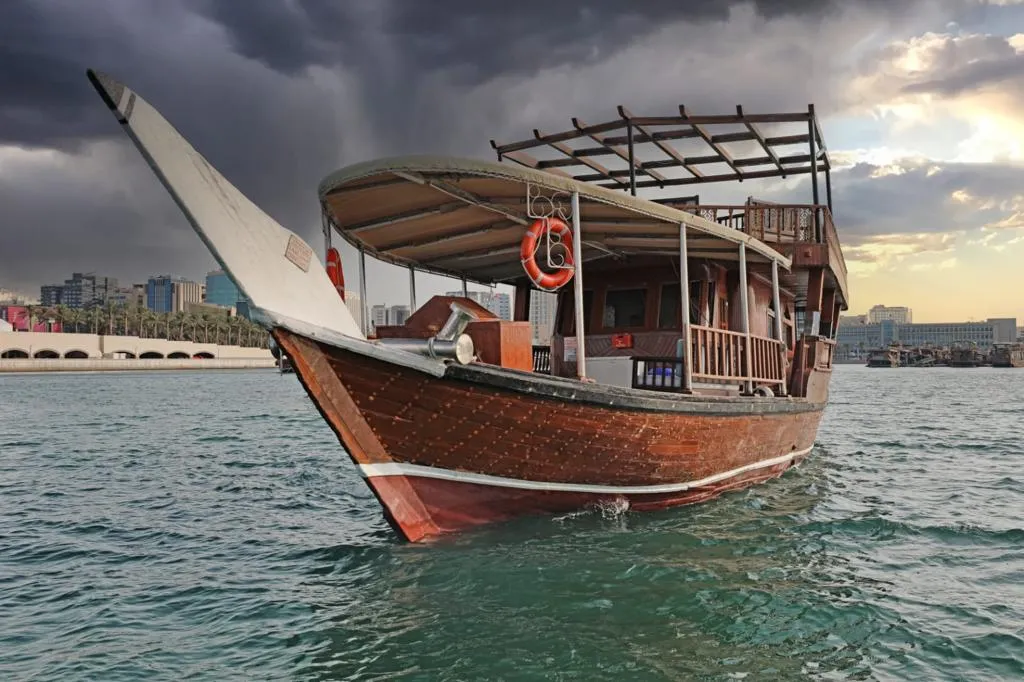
491,104,834,209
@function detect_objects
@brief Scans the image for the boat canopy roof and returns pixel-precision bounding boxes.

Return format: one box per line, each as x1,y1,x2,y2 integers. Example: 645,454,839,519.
320,155,791,285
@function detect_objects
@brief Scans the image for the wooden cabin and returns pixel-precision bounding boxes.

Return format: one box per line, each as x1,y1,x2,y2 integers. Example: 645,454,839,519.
322,106,847,403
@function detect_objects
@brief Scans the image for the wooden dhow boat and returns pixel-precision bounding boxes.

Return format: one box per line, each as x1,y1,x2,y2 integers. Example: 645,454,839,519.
87,70,848,542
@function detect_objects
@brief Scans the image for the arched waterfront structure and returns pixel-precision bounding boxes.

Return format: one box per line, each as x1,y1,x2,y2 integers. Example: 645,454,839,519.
64,350,89,359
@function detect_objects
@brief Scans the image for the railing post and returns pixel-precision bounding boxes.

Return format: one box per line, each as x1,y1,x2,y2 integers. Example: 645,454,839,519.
772,259,788,396
739,243,753,395
571,190,587,380
461,277,468,297
679,223,692,392
409,266,417,312
358,248,368,336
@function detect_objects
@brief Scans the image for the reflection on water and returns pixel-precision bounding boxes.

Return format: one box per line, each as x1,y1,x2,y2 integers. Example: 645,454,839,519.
1,366,1022,680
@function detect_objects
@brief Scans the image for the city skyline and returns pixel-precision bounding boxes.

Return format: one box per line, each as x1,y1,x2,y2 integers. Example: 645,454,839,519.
2,2,1024,322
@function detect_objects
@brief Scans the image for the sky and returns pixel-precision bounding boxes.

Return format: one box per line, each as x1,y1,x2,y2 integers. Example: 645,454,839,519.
2,0,1024,322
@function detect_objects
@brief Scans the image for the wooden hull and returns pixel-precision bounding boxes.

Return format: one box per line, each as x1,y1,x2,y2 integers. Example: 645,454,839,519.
276,330,827,542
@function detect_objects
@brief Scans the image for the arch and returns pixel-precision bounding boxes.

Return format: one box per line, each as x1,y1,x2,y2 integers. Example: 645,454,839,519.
193,351,214,359
139,351,164,359
167,351,190,359
64,350,89,359
1,349,29,359
33,349,59,359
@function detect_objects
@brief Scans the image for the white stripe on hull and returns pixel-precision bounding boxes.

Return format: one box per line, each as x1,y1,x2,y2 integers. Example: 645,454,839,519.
358,446,814,495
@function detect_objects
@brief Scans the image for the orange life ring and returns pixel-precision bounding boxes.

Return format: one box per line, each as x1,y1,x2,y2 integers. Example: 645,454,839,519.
520,217,575,290
325,247,346,302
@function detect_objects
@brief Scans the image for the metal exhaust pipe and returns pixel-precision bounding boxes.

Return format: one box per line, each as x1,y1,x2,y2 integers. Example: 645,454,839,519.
377,335,475,365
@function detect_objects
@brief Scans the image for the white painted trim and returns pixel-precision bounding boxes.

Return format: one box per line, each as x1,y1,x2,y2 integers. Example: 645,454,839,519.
358,446,813,494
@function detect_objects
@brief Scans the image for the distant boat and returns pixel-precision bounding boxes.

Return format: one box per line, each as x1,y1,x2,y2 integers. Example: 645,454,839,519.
87,70,849,543
990,342,1024,368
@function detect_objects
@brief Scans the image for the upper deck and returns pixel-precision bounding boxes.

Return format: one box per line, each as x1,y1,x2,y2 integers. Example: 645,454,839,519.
489,104,847,306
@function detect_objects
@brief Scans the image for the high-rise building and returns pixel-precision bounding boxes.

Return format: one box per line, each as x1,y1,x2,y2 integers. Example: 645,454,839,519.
205,269,243,307
370,304,388,333
389,305,411,326
528,291,557,345
344,291,363,332
40,285,64,306
40,272,118,308
446,290,512,320
146,275,204,313
867,304,912,325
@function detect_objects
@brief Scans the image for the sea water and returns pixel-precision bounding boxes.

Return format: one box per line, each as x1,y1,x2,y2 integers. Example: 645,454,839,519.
1,366,1021,680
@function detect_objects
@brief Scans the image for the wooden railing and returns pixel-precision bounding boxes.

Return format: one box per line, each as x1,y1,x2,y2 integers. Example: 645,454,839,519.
629,326,786,392
690,325,748,384
532,345,551,374
683,204,835,246
815,339,836,371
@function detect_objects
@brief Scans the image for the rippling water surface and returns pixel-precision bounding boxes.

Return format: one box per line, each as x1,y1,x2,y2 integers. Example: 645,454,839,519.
1,366,1022,680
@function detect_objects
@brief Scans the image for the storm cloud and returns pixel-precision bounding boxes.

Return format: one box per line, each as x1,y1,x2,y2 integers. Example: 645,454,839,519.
0,0,1018,302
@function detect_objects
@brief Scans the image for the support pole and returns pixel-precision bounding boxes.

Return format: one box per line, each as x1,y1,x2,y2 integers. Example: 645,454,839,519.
771,259,787,396
627,121,637,196
679,223,692,392
825,166,833,213
409,266,417,312
739,243,753,395
358,249,368,336
808,104,821,241
322,211,332,256
461,277,468,297
571,190,586,379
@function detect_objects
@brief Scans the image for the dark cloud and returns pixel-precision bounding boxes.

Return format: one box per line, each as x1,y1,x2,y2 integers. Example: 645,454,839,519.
0,0,1015,301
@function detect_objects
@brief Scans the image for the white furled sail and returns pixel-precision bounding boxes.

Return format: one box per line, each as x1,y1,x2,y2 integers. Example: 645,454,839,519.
86,69,364,341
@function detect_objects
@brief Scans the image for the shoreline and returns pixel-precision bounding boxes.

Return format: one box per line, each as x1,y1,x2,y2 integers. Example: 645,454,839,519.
0,358,277,373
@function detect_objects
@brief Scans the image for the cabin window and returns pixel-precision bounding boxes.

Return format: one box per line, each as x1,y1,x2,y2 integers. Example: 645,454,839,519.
658,283,678,329
659,282,703,328
602,288,647,330
558,289,593,335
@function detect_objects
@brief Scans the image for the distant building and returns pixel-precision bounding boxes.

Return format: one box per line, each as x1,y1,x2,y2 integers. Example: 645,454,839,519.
40,285,64,306
389,305,411,326
836,317,1016,356
839,314,867,327
1018,326,1024,341
446,290,512,320
147,275,204,313
989,318,1017,344
0,306,61,332
370,304,388,333
185,301,234,317
529,291,557,345
205,269,243,307
0,288,35,305
109,284,147,308
344,291,363,332
867,304,912,325
39,272,118,308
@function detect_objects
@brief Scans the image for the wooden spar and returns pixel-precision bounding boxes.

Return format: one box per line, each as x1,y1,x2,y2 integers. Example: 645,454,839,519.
409,266,417,311
358,249,368,336
808,104,821,240
627,120,636,196
772,259,787,396
679,223,693,392
825,167,833,212
571,190,586,379
739,243,753,395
